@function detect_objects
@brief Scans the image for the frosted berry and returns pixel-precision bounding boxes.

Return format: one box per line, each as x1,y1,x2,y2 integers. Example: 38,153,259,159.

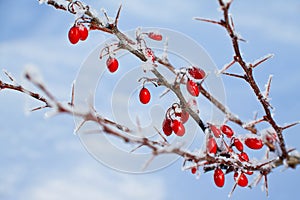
78,24,89,41
188,66,206,79
139,87,151,104
186,80,199,97
214,168,225,188
180,110,189,124
221,124,234,138
234,172,248,187
106,57,119,73
148,32,163,41
172,120,185,136
245,170,253,175
233,138,243,152
145,48,155,62
210,124,221,138
238,152,249,162
191,167,197,174
245,138,264,150
207,136,217,154
68,26,80,44
162,119,173,136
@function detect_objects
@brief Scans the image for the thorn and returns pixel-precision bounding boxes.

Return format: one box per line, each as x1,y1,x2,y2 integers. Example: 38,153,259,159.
238,37,247,42
264,75,273,99
74,119,87,134
264,174,269,197
154,126,168,143
222,72,245,79
228,182,238,198
30,105,48,112
141,154,155,171
194,17,223,26
229,14,235,31
252,54,274,68
218,59,236,74
130,144,144,153
282,121,300,130
159,88,171,98
3,70,15,82
114,4,122,26
69,82,75,107
243,117,265,129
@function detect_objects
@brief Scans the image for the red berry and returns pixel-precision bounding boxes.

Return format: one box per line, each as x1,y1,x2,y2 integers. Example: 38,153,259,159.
162,119,172,136
245,170,253,175
188,66,206,79
186,80,199,97
148,32,163,41
106,57,119,73
233,138,243,152
207,136,217,154
245,138,264,150
78,24,89,41
68,26,80,44
214,168,225,188
234,172,248,187
191,167,197,174
221,124,234,138
210,124,221,138
238,152,249,162
171,120,185,136
180,110,189,124
145,48,155,62
139,87,151,104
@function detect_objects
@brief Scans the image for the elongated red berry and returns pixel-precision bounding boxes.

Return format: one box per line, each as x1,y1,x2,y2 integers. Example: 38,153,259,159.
139,87,151,104
221,124,234,138
245,170,253,175
234,172,248,187
172,120,185,136
186,80,199,97
162,119,172,136
214,168,225,187
188,66,206,79
233,138,243,152
207,136,217,154
148,32,163,41
78,24,89,41
68,26,80,44
245,138,264,150
238,152,249,162
106,57,119,73
191,167,197,174
210,124,221,138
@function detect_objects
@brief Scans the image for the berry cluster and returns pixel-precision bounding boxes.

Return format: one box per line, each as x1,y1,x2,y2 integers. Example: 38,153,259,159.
186,66,206,97
68,24,89,44
161,103,190,137
202,124,265,188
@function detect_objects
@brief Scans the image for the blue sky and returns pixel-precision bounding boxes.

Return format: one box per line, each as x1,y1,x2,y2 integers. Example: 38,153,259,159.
1,0,300,199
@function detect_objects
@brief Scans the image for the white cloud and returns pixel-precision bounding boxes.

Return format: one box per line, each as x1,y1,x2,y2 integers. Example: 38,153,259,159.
22,165,166,200
236,14,300,45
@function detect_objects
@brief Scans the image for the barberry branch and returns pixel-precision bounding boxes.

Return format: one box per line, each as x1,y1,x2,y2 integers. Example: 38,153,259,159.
210,0,289,159
0,0,299,196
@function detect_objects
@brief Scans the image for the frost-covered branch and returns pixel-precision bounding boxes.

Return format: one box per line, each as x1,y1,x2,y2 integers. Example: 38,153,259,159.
0,0,299,197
